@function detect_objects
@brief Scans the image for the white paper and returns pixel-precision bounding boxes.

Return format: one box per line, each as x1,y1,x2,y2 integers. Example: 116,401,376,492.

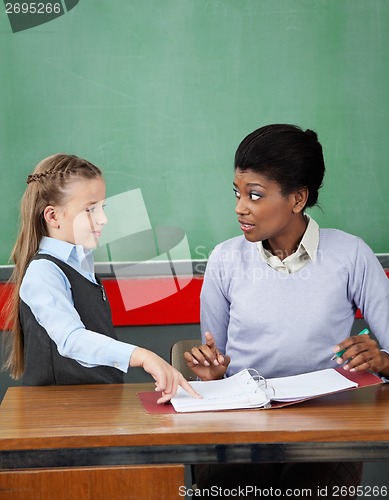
171,369,270,412
170,368,359,413
268,369,358,402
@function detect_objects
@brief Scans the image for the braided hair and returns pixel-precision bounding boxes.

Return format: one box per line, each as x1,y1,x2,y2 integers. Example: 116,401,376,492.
26,154,101,184
3,154,102,379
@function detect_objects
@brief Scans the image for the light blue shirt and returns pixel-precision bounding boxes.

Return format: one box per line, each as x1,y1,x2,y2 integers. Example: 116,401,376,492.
20,237,135,372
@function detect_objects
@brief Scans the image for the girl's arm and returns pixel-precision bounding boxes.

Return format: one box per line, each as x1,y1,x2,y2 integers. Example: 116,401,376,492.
21,259,201,400
20,259,134,371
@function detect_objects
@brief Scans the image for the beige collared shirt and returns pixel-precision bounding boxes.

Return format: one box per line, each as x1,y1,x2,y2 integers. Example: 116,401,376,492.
256,215,319,274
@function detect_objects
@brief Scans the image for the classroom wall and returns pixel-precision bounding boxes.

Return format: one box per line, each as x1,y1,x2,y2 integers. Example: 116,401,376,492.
1,0,389,271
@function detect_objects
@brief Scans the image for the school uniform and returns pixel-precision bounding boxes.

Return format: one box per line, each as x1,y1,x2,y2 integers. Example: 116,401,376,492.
20,237,135,385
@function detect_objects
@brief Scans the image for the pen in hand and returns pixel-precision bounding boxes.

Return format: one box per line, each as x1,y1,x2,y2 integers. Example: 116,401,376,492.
330,328,370,361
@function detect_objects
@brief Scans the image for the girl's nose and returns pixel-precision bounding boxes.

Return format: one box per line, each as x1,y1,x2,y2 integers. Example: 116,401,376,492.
96,209,108,226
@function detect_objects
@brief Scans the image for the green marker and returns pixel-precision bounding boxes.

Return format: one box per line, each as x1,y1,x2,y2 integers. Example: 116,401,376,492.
331,328,370,361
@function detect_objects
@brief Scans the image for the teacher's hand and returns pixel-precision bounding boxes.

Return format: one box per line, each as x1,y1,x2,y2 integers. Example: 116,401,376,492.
333,334,389,376
184,331,231,381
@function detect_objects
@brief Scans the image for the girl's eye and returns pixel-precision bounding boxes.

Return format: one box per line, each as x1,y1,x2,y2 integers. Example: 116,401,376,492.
250,192,261,201
86,203,106,213
233,188,240,199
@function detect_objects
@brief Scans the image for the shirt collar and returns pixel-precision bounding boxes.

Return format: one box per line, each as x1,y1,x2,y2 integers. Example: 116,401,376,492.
39,237,94,273
256,214,319,264
295,214,319,262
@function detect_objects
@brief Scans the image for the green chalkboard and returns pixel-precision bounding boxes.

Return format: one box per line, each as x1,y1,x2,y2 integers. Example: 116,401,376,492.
1,0,388,267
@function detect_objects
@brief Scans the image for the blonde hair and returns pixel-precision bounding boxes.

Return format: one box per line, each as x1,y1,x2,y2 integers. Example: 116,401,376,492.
3,154,102,379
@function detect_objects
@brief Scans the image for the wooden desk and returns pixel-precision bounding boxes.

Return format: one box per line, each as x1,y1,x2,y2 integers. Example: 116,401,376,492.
1,383,389,498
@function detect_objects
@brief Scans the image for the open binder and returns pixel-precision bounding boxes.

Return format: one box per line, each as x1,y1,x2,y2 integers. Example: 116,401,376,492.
137,367,384,414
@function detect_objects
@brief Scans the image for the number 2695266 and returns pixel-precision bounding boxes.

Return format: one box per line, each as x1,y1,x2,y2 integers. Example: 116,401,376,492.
5,3,62,14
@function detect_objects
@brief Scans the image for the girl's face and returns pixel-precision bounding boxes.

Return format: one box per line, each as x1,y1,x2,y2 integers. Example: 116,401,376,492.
233,168,305,246
49,176,108,248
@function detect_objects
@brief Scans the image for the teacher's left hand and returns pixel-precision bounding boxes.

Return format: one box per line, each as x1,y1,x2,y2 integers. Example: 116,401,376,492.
333,334,389,375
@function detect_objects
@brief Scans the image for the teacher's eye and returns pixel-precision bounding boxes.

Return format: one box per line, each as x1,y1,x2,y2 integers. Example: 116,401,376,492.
249,192,262,201
233,188,241,199
86,206,96,213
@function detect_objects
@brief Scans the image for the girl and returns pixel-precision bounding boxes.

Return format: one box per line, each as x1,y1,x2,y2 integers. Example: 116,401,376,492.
3,153,198,404
185,124,389,497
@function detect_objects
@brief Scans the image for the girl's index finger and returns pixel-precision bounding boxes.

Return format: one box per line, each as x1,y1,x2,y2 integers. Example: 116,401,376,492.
180,378,202,399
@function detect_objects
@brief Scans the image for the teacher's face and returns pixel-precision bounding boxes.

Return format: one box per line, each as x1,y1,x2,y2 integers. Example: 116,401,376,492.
233,168,302,244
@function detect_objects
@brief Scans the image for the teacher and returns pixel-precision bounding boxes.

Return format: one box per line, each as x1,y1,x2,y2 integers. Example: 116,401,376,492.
185,124,389,498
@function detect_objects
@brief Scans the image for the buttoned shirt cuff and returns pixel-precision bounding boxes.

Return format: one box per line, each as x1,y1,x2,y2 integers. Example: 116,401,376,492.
105,340,136,373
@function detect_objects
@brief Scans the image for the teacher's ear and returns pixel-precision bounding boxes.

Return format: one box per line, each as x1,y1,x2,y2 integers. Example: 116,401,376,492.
292,187,309,213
